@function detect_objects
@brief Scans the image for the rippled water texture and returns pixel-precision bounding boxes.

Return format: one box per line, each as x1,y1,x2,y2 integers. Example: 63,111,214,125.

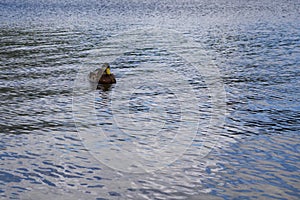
1,0,300,199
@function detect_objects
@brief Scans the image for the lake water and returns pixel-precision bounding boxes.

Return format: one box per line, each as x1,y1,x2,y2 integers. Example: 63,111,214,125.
0,0,299,199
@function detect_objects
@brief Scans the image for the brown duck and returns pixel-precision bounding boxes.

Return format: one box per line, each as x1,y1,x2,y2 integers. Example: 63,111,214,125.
89,63,116,84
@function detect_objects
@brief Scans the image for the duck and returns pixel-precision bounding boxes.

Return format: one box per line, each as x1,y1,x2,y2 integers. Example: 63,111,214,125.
89,63,116,84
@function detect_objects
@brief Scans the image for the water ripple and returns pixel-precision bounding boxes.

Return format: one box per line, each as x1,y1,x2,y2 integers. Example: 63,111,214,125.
1,0,300,199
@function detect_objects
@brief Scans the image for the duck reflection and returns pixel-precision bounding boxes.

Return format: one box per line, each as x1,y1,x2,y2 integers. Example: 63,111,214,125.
97,83,113,91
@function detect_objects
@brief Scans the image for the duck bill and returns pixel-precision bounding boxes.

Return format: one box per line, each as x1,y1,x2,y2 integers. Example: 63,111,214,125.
106,68,111,75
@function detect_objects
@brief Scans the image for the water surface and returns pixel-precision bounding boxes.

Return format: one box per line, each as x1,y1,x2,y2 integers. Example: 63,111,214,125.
0,0,299,199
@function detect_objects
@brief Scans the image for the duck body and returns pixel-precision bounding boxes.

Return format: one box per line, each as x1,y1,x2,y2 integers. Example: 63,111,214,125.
98,73,116,84
89,63,116,84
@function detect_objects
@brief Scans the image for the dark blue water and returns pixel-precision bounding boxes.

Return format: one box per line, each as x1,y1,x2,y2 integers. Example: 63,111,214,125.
1,0,299,199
